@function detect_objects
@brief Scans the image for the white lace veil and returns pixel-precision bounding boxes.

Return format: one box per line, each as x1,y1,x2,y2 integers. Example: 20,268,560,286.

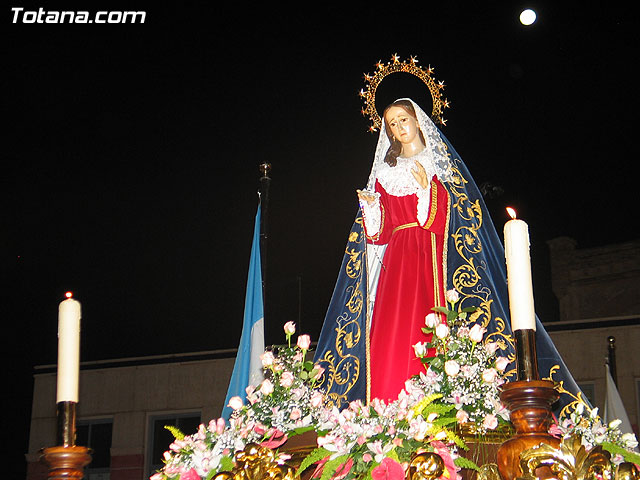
365,98,453,191
364,98,453,322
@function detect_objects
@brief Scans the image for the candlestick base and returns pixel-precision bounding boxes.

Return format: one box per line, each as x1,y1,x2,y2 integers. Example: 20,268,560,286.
40,445,92,480
496,379,559,480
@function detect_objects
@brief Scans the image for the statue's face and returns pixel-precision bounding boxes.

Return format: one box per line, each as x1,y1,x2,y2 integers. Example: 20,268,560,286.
385,105,420,145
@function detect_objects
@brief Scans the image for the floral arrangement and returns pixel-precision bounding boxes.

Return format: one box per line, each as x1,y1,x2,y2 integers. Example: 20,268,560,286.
409,290,511,432
152,322,334,480
304,393,475,480
549,402,640,466
153,297,640,480
152,320,474,480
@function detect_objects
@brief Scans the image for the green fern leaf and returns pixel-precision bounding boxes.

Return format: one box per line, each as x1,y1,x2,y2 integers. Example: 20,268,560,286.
601,442,640,465
164,425,185,440
454,456,480,471
296,447,331,476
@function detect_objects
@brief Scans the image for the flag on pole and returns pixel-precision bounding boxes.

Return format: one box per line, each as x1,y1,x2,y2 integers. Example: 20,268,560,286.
222,205,265,420
604,363,636,448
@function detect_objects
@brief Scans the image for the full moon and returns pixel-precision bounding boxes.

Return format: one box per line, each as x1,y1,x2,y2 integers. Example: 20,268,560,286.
520,9,537,25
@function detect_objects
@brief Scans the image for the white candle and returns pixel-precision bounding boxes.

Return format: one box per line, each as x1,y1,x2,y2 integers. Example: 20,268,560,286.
504,208,536,331
57,293,82,403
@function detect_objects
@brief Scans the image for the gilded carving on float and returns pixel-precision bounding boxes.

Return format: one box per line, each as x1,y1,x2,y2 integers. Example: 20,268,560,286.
519,434,613,480
407,451,445,480
213,443,296,480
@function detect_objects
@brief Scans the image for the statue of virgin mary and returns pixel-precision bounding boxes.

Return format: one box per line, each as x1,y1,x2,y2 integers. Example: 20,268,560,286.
313,95,585,415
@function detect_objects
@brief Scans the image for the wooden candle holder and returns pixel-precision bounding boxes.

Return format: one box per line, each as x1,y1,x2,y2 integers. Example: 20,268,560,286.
40,445,92,480
496,379,560,480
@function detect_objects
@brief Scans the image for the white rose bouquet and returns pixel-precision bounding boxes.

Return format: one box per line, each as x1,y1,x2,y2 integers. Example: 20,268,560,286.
409,290,511,432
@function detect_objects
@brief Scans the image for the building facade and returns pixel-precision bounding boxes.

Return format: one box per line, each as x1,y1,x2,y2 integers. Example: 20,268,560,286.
26,352,235,480
26,238,640,479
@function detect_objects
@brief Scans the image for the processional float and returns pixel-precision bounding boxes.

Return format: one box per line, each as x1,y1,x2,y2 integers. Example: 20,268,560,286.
40,56,638,480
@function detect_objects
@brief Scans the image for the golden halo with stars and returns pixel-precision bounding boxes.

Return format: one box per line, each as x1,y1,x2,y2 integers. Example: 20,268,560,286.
359,54,450,132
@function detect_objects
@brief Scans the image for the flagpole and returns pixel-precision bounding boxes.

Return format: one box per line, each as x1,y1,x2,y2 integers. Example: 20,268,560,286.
259,162,271,305
607,335,618,387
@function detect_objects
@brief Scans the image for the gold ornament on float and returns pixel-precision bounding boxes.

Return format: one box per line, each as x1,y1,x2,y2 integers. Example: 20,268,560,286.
359,54,450,132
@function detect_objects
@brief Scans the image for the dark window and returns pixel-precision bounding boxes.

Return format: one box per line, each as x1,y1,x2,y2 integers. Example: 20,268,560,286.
77,418,113,477
148,413,201,475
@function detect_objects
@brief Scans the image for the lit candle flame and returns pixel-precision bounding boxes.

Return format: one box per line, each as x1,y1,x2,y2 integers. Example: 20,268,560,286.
506,207,517,220
65,291,73,299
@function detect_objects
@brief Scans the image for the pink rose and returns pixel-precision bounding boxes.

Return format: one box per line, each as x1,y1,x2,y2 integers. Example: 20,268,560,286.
227,396,243,411
484,342,499,355
456,409,469,424
280,371,295,388
283,321,296,336
297,334,311,350
371,457,405,480
260,379,274,395
424,313,440,328
311,365,325,380
180,468,200,480
468,324,486,343
445,289,460,304
260,351,275,367
310,390,324,408
482,368,498,383
482,413,498,430
290,407,302,420
495,356,509,372
444,360,460,377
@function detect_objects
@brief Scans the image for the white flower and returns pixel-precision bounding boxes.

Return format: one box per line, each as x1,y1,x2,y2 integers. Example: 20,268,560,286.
445,289,460,304
260,351,275,367
482,368,498,383
468,324,486,343
608,419,622,429
444,360,460,377
484,342,499,354
435,323,450,339
495,356,509,372
622,432,639,449
260,379,274,395
283,321,296,335
227,396,243,411
413,341,428,358
425,312,440,328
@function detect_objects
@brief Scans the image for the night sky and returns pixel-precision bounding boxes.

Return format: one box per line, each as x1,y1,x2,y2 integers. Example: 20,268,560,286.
5,2,635,476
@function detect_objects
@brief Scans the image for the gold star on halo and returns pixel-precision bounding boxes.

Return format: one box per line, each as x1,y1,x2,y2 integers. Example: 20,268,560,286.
360,55,450,129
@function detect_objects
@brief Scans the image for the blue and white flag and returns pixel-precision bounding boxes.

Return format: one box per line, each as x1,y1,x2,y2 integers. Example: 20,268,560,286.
222,205,265,420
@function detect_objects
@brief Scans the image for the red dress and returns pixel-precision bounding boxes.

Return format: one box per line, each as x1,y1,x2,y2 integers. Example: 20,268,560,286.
362,175,450,402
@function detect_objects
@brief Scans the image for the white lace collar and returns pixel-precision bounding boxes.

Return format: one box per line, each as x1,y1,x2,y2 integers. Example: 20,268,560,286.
376,149,449,197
